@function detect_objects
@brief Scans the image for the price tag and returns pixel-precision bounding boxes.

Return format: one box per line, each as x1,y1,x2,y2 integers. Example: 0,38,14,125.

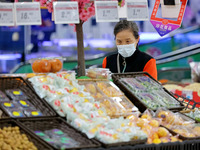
0,3,14,26
14,2,41,25
53,1,79,24
126,0,149,21
95,1,119,22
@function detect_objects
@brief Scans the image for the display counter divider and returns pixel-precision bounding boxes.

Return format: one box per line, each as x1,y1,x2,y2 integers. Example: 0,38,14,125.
112,72,185,113
17,117,101,150
0,77,57,118
0,118,53,150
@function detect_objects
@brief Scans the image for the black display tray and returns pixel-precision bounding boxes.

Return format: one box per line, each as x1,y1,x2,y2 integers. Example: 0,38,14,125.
112,72,185,113
0,77,57,118
0,118,53,150
18,117,101,150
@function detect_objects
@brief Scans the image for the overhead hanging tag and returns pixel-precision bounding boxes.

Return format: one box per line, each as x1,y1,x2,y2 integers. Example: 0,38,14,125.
161,0,181,18
95,1,119,22
126,0,149,21
53,1,80,24
0,3,15,26
150,0,188,37
14,2,41,25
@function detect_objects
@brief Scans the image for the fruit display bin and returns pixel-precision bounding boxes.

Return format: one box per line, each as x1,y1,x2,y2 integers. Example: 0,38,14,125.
0,118,53,150
112,72,185,113
0,77,57,118
18,117,101,150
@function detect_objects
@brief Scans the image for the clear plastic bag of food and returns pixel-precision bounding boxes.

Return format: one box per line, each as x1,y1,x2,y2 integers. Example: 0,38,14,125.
30,57,63,73
171,125,196,138
141,109,154,120
155,108,174,125
86,68,111,79
190,62,200,83
155,108,195,127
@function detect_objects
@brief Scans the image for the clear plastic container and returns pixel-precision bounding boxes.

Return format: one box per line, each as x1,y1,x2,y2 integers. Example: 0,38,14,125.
111,96,138,112
0,90,9,101
137,93,164,110
24,109,43,117
5,89,28,100
96,81,124,97
120,78,146,93
30,57,63,73
86,68,111,79
97,97,123,117
156,90,181,108
1,101,18,109
6,109,25,118
17,100,35,109
80,82,105,99
45,129,68,138
135,76,161,89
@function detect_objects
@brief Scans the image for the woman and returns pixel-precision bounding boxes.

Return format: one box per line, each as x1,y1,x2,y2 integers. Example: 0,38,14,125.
102,20,157,80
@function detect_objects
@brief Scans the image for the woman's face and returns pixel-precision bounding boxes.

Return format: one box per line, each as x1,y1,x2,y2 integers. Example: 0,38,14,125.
115,29,139,46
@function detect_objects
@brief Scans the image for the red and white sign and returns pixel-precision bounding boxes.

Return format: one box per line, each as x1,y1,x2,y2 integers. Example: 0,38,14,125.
14,2,41,25
53,1,79,24
0,3,14,26
95,1,119,22
126,0,149,21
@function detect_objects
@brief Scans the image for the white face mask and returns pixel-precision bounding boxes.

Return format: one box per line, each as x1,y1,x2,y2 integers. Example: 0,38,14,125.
117,43,136,58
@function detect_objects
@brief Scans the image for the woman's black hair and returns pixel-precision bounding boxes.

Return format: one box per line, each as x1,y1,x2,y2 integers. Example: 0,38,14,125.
114,20,139,39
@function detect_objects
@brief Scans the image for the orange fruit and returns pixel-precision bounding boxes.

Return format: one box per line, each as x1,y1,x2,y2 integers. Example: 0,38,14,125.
50,59,62,73
40,59,51,73
32,60,41,73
